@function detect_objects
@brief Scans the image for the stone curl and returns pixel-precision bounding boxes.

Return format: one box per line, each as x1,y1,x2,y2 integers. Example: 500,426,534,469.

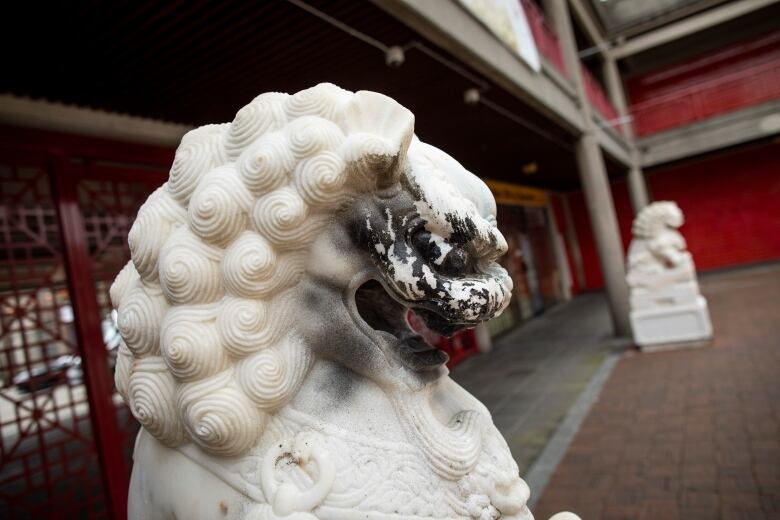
112,83,415,455
632,201,684,239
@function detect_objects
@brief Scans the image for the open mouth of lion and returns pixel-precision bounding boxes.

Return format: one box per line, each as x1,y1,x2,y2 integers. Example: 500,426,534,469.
353,279,472,371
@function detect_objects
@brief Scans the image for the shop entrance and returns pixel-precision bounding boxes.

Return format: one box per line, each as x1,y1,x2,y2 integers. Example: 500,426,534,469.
486,180,564,336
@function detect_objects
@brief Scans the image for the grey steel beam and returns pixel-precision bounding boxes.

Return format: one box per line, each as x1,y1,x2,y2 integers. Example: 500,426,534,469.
371,0,585,134
602,55,650,212
568,0,607,47
610,0,780,59
595,119,632,167
639,100,780,167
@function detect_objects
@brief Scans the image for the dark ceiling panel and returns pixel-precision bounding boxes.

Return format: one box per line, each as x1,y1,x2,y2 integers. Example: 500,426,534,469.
587,0,728,38
1,0,596,191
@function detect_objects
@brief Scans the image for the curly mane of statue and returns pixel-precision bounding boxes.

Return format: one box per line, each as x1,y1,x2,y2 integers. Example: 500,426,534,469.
626,201,691,290
626,201,712,348
112,83,578,520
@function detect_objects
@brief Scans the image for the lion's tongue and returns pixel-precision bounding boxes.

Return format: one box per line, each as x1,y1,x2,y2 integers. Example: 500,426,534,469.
405,309,443,345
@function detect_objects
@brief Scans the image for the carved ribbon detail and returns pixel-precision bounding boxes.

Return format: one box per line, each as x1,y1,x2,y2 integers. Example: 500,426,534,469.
392,391,484,481
261,434,336,517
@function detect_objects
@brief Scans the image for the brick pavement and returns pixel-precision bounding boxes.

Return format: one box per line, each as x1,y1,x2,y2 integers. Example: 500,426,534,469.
534,264,780,520
451,292,624,473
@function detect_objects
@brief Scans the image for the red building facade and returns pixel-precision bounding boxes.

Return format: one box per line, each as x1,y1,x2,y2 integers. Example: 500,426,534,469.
565,28,780,291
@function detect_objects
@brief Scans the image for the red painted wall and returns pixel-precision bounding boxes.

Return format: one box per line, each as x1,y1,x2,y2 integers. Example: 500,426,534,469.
628,31,780,136
569,142,780,289
649,143,780,271
567,180,633,289
521,0,567,77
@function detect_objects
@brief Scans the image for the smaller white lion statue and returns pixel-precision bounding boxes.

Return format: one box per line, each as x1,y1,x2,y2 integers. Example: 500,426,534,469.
626,201,712,348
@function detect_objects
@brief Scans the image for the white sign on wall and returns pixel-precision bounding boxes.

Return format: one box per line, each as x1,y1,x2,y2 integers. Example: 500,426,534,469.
458,0,541,72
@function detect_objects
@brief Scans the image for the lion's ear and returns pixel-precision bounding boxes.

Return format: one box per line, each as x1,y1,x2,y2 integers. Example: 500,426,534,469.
342,91,414,190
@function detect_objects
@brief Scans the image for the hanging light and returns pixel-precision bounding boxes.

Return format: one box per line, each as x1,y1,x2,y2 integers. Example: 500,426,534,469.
385,46,406,67
463,88,481,106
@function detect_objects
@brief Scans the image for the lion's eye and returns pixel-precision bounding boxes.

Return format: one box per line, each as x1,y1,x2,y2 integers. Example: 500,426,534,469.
439,247,469,277
411,229,438,262
412,229,472,276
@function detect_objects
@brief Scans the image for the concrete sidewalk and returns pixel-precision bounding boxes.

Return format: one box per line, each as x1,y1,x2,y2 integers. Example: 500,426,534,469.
451,290,627,474
534,263,780,519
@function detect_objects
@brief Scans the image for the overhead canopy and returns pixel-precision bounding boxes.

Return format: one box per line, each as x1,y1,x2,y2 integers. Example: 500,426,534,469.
588,0,729,37
2,0,630,191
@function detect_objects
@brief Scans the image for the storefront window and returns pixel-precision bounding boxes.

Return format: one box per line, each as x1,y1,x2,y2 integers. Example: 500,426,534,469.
524,206,560,308
493,202,561,335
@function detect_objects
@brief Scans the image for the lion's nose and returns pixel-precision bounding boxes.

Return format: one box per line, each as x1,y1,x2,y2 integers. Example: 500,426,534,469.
438,248,470,277
412,229,475,277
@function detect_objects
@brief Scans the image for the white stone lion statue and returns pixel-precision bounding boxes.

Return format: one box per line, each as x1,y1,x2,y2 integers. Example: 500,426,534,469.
626,201,712,347
112,83,579,520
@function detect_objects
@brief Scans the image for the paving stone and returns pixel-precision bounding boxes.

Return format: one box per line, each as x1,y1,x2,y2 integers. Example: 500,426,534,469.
535,264,780,518
451,291,617,474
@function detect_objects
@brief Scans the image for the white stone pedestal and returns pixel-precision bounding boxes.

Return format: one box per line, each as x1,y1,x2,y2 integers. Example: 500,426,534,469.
630,295,713,350
626,201,714,352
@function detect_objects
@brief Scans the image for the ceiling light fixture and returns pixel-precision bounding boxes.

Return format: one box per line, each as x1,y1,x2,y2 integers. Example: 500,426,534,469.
522,162,538,175
385,46,406,67
286,0,573,153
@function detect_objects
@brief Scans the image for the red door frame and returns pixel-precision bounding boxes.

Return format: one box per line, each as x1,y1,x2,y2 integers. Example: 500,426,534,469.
1,126,173,519
50,155,129,519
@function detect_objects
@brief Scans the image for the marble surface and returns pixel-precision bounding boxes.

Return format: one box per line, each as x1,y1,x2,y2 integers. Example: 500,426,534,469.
626,201,713,347
113,83,579,519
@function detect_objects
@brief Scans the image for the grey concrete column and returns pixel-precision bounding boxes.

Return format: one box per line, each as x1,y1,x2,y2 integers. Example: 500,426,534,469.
561,195,587,290
627,159,650,212
574,133,632,335
601,55,630,123
546,0,632,336
602,55,650,213
545,204,573,301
